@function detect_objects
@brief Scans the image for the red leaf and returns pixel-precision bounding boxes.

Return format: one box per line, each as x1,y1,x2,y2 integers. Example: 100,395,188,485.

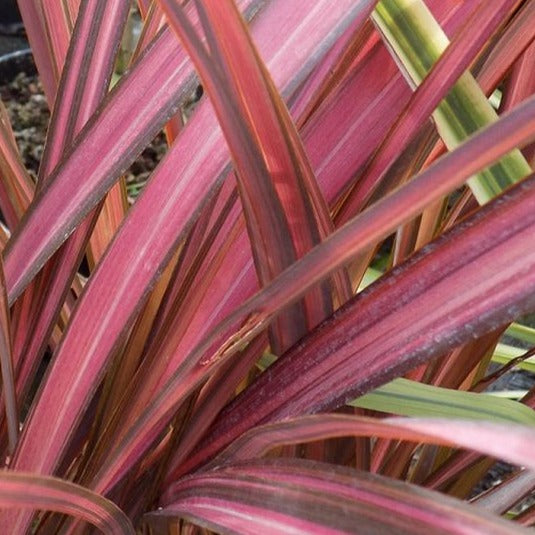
150,459,525,535
199,415,535,475
5,1,366,525
87,96,535,494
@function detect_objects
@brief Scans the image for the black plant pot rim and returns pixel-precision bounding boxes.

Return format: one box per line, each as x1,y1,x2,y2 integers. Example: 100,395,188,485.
0,48,35,83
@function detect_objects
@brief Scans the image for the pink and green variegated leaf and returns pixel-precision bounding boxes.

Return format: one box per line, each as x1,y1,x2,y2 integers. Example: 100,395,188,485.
303,0,478,212
0,103,34,229
148,459,526,535
337,0,522,222
5,1,367,528
190,174,535,470
3,0,259,303
39,0,131,182
0,257,17,454
294,0,478,130
87,97,535,495
198,415,535,474
0,471,133,535
8,0,131,428
40,1,75,81
16,1,58,104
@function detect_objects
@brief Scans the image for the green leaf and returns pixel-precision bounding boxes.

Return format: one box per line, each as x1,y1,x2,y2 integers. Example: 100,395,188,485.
505,323,535,346
492,343,535,373
349,378,535,425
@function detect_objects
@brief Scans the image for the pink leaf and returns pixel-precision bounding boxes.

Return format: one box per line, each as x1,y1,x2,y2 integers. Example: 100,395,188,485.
150,459,525,535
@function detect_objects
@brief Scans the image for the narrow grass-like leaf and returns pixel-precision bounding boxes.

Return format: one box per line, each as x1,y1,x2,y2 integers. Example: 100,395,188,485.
0,103,34,229
181,167,535,473
134,2,167,61
372,0,531,203
16,1,58,104
337,0,525,221
8,0,132,426
501,40,535,115
477,0,535,98
506,323,535,345
39,0,131,182
197,415,535,474
492,343,535,373
137,0,153,19
516,504,535,527
349,378,535,424
162,333,268,485
40,1,75,81
473,470,535,515
501,40,535,164
290,16,375,126
0,257,17,454
87,97,535,493
152,459,526,535
0,471,133,534
5,1,366,523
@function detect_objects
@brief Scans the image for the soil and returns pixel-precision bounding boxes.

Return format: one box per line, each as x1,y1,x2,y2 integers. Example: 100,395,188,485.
1,70,48,178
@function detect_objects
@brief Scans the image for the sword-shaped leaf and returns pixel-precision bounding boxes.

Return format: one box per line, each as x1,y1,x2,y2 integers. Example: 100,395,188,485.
86,95,535,493
150,459,526,535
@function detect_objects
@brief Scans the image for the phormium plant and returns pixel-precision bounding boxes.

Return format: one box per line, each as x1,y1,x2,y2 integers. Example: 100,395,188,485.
0,0,534,532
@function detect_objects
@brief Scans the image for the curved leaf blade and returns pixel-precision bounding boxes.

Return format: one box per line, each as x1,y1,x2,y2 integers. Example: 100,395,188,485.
88,96,535,494
199,415,535,474
3,0,262,302
0,257,17,453
0,471,133,535
151,459,526,535
349,378,535,424
192,167,535,467
338,0,528,221
6,0,368,511
373,0,530,203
